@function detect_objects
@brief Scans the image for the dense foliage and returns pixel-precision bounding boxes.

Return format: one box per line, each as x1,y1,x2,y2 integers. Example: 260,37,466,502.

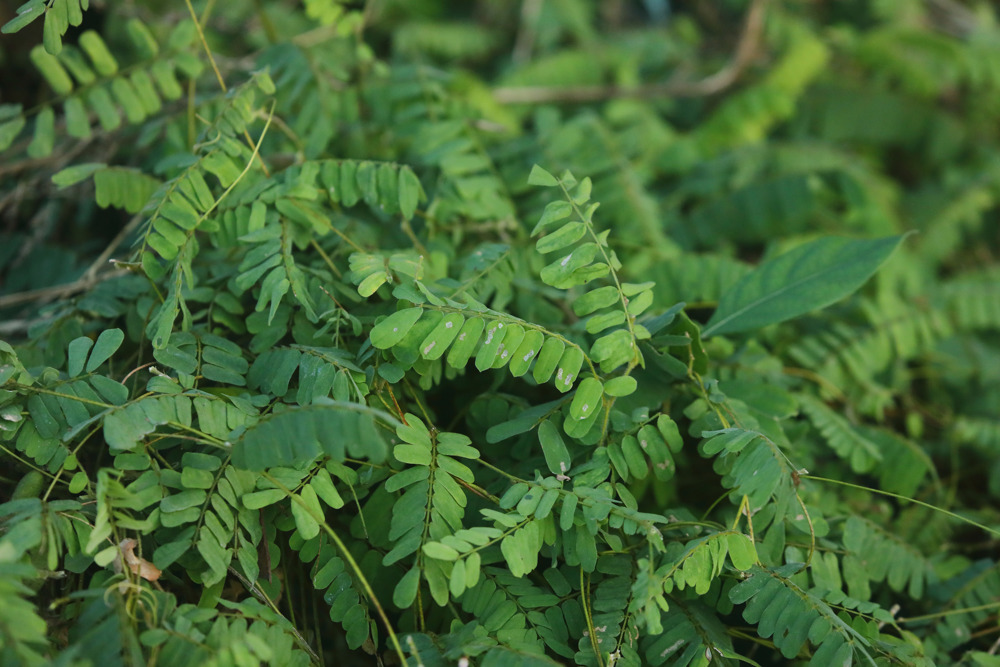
2,1,1000,665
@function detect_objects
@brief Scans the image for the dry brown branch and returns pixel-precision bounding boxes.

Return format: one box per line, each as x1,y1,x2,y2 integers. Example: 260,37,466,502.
492,0,768,105
512,0,545,65
0,212,142,311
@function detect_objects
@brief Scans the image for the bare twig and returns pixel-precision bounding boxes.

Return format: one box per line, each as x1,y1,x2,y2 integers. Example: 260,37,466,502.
0,212,142,311
926,0,979,38
512,0,544,65
493,0,768,104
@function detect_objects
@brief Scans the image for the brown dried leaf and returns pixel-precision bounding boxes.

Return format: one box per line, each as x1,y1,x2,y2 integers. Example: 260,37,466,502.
116,538,162,582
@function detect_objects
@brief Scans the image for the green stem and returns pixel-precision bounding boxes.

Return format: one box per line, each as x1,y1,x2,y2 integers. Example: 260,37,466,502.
802,475,1000,538
264,472,407,665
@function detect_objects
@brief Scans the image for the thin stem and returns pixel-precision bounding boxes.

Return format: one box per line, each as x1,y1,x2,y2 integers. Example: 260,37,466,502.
802,475,1000,538
263,472,407,665
899,601,1000,624
183,0,271,176
493,0,768,104
581,568,605,667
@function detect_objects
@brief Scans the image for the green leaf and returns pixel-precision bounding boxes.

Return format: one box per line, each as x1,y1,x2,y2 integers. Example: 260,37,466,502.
291,486,322,540
79,30,117,77
490,323,524,369
532,337,565,384
703,235,907,337
161,489,206,513
532,200,573,235
52,162,104,187
398,166,422,221
2,0,45,35
67,336,94,377
539,243,598,289
727,532,758,571
585,310,626,334
422,542,460,561
127,18,159,59
448,558,466,598
437,432,478,458
536,221,586,254
42,0,65,54
86,328,124,372
30,45,73,94
394,443,431,466
88,85,121,130
553,346,584,393
231,402,390,470
508,330,545,377
418,313,464,360
370,308,424,348
620,435,647,479
573,285,619,317
589,328,634,370
569,376,603,422
394,566,421,608
0,114,26,151
243,489,286,510
603,375,637,397
311,469,345,509
527,164,558,187
538,420,571,476
27,105,55,158
474,321,508,371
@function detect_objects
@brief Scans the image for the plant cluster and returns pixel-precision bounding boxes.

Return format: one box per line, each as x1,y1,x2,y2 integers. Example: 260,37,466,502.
1,1,999,666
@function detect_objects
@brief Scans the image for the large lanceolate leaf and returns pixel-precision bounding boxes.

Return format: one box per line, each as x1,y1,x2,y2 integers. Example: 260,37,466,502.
229,400,392,470
702,235,907,337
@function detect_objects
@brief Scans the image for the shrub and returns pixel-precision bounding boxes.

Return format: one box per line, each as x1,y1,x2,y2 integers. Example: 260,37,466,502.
1,1,999,665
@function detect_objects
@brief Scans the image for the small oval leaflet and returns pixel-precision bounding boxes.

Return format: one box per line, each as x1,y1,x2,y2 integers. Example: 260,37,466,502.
532,337,565,384
540,242,598,289
620,435,648,479
590,328,635,371
446,317,486,369
394,443,431,466
553,346,584,393
474,322,508,371
563,402,601,439
532,200,572,235
393,566,421,608
603,375,637,397
527,164,559,187
310,469,345,509
419,312,465,360
86,328,125,373
585,310,626,334
570,377,604,421
538,420,571,476
573,285,620,317
422,542,460,561
508,330,545,377
290,486,322,540
370,308,424,349
726,532,758,571
491,323,524,369
536,221,586,254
